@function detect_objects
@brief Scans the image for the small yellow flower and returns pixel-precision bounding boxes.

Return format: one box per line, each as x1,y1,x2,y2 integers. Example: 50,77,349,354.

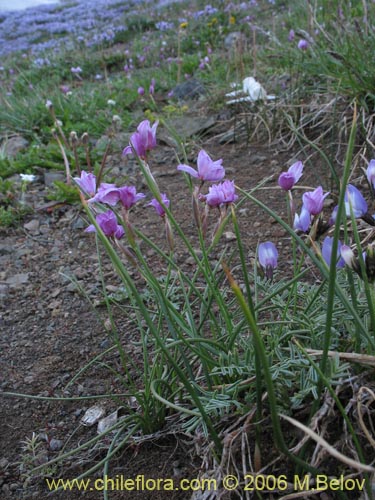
180,22,188,29
229,15,236,25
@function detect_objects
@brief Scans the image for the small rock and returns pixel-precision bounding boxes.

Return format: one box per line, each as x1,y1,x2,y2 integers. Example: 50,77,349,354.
3,136,29,157
43,171,65,187
224,231,237,241
6,273,30,288
81,405,105,426
49,439,63,451
0,245,13,255
171,79,206,100
0,458,9,470
24,219,40,233
224,32,247,50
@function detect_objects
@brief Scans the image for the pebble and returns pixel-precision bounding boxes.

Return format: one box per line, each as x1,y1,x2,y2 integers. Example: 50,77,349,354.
49,439,63,451
24,219,40,233
0,458,9,470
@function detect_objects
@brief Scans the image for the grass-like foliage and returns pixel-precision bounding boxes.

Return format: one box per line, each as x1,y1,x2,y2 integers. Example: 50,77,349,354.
2,0,375,497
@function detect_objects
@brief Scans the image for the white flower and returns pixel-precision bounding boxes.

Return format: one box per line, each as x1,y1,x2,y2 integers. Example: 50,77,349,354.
107,99,116,106
20,174,36,183
225,76,275,104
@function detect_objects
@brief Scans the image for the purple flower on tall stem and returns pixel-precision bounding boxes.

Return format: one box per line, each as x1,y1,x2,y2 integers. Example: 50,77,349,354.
85,210,124,239
278,161,303,190
302,186,330,216
147,193,170,217
322,236,345,268
258,241,278,280
345,184,368,217
177,150,225,182
74,170,97,197
122,120,158,159
288,29,295,41
205,180,238,207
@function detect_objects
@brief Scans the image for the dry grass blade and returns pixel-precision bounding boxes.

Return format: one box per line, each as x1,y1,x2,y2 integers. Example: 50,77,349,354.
305,349,375,367
357,386,375,449
280,414,375,473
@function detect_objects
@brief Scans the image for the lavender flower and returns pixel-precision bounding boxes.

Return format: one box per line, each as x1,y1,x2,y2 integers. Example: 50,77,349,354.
293,205,311,232
298,39,309,50
117,186,145,210
258,241,278,280
147,193,170,217
85,210,124,239
88,183,117,205
344,184,367,217
302,186,330,216
366,159,375,189
322,236,345,268
122,120,158,159
278,161,303,190
149,78,155,95
288,29,295,42
177,150,225,182
74,170,97,197
138,86,145,96
205,180,238,207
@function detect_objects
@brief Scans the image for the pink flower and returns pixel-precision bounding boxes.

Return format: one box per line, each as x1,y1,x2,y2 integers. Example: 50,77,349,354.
205,180,238,207
122,120,158,159
177,150,225,182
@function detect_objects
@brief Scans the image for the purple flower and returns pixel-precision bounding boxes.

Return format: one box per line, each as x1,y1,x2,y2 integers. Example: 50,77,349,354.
117,186,145,210
345,184,367,217
366,159,375,189
293,205,311,232
89,184,145,209
322,236,345,268
88,183,118,205
177,150,225,182
74,170,97,197
258,241,278,279
298,39,309,50
302,186,330,216
278,161,303,190
147,193,170,217
122,120,158,159
85,210,124,239
288,29,295,41
329,205,338,226
71,66,82,74
149,78,155,95
138,86,145,96
205,180,238,207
